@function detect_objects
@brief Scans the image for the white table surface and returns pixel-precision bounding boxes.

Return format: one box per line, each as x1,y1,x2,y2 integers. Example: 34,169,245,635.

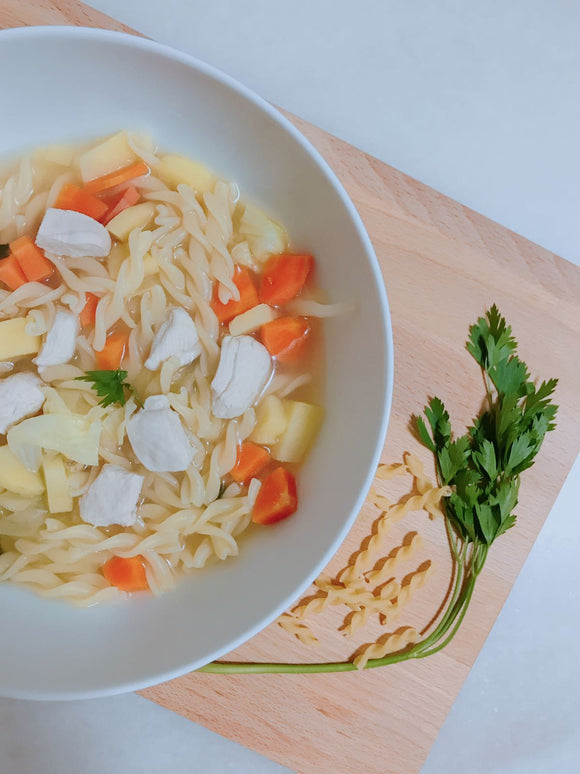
2,2,579,772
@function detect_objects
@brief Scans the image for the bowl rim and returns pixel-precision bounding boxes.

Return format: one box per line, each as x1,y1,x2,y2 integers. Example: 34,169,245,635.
0,24,394,700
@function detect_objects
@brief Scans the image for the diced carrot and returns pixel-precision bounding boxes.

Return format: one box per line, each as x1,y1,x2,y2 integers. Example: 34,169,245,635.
95,330,129,370
54,182,109,221
259,254,313,306
80,292,99,328
230,442,271,484
9,236,54,282
103,555,149,592
0,253,27,290
84,161,150,195
261,316,311,363
211,267,259,324
102,186,141,224
252,466,298,525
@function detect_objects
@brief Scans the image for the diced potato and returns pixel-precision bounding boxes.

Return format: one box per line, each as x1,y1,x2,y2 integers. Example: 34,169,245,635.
0,318,41,361
239,204,288,262
272,401,323,463
250,395,287,445
156,154,215,192
107,203,156,241
229,303,277,337
0,446,44,497
143,253,159,277
35,144,75,166
78,131,136,183
42,455,73,514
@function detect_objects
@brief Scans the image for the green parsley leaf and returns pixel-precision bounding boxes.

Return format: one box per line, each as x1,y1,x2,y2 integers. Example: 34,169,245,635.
0,243,10,259
417,305,558,547
75,369,137,408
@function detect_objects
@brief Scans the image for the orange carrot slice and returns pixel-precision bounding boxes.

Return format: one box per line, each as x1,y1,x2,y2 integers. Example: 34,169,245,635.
211,266,259,324
103,555,149,592
84,161,149,195
261,316,311,363
252,466,298,525
259,254,313,306
9,236,53,283
102,186,141,224
230,442,271,483
80,293,99,328
0,253,27,290
95,330,129,370
54,183,109,221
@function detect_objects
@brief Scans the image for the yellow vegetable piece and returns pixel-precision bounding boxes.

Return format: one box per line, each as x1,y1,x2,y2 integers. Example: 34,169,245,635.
239,204,288,262
107,202,156,241
42,455,73,514
0,446,44,497
7,414,102,471
78,131,136,183
229,303,277,337
156,154,215,192
250,395,287,446
272,401,324,463
35,144,75,167
0,318,41,361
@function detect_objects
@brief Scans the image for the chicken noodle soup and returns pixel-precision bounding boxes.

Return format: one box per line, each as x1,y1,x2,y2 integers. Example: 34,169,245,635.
0,131,333,605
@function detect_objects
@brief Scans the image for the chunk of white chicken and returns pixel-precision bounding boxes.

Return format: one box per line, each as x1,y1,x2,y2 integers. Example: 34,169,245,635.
211,335,272,419
0,372,46,434
126,395,195,472
33,310,78,368
35,208,111,258
80,464,144,527
144,307,202,371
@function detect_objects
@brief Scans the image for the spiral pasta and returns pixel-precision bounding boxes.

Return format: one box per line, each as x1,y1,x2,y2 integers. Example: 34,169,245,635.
277,453,447,665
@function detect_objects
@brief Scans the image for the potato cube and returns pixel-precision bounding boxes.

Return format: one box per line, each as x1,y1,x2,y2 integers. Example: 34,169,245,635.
272,401,323,463
250,395,287,445
0,318,40,361
107,203,156,241
156,154,215,192
0,446,44,497
78,131,136,183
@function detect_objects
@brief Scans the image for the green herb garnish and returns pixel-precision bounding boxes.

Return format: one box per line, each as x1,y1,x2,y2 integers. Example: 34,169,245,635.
76,369,137,408
198,305,558,674
0,243,10,259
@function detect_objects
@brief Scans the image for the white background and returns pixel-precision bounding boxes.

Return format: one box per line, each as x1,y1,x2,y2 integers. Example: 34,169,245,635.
2,2,579,772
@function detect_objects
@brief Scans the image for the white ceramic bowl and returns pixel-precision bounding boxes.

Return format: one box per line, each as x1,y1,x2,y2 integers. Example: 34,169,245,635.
0,26,393,699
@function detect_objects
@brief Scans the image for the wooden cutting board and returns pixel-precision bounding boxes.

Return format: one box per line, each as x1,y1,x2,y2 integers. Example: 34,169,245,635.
3,3,580,772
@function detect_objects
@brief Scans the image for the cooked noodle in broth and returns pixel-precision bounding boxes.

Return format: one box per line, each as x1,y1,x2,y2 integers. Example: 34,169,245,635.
0,131,336,605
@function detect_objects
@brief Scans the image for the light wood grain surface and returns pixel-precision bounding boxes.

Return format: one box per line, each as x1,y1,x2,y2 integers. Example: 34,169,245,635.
2,4,579,773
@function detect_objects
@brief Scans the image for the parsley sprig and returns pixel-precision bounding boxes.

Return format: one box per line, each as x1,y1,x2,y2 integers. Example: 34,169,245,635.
197,305,558,674
76,369,137,408
417,304,557,545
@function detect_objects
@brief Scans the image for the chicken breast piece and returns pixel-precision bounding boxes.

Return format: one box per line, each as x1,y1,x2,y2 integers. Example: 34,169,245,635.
80,464,144,527
33,310,79,368
36,208,111,258
126,395,195,472
0,372,46,434
144,307,202,371
211,335,272,419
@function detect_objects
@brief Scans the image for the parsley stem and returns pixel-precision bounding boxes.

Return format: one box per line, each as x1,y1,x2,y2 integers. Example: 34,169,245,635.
198,544,489,675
